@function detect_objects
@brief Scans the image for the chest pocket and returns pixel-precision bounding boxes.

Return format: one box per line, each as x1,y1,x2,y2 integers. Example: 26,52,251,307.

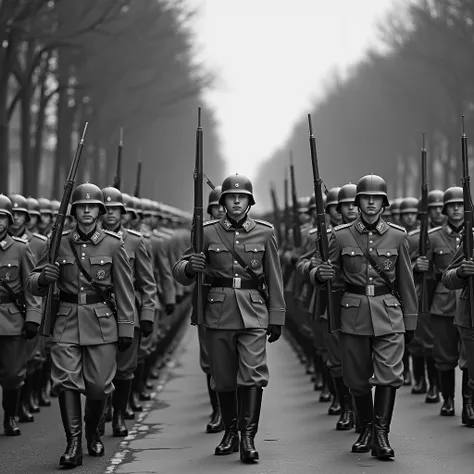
433,247,452,271
57,255,75,279
342,247,364,273
207,243,230,268
244,243,265,270
90,256,112,283
0,260,19,283
376,249,398,272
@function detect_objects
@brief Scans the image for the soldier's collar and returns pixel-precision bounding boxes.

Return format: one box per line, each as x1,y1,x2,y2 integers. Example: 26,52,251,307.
0,233,13,250
354,216,388,234
72,226,105,245
220,215,255,232
445,222,464,235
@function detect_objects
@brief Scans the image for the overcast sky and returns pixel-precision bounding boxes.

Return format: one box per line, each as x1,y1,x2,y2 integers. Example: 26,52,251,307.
184,0,398,181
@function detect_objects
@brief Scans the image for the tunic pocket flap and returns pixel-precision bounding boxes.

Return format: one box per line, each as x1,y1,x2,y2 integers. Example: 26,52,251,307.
0,259,19,268
208,244,229,253
8,303,22,314
433,247,450,255
340,296,361,308
342,248,363,257
57,256,75,265
94,306,113,318
244,243,265,252
377,249,398,257
56,306,72,317
207,293,226,303
383,297,401,308
127,251,135,259
250,293,265,304
90,256,112,265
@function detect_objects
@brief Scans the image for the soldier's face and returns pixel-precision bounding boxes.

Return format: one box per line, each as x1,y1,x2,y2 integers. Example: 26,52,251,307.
75,204,100,225
39,213,52,227
104,206,122,227
28,215,38,229
299,212,310,224
0,215,9,234
358,195,384,217
429,205,445,226
225,194,250,219
340,202,358,222
400,212,417,228
11,211,26,230
210,205,225,220
445,202,464,224
327,205,342,224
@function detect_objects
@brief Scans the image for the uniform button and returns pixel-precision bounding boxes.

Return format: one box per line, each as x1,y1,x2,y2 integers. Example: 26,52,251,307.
456,237,460,241
236,231,239,236
368,232,373,236
351,251,355,256
440,251,443,254
368,265,372,269
346,304,349,307
387,252,391,256
235,273,239,277
216,248,220,252
81,257,85,260
62,260,66,263
259,300,263,304
254,248,257,252
7,264,10,267
236,241,239,244
82,244,86,248
80,287,84,291
369,248,373,252
234,261,238,265
81,253,85,257
100,260,104,264
210,298,214,302
369,277,373,281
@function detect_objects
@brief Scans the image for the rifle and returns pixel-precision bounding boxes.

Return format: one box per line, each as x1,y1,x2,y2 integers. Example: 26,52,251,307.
270,181,283,244
113,127,123,189
419,133,430,315
307,114,336,333
134,161,142,198
283,170,290,246
289,152,302,247
461,116,474,326
40,122,89,337
191,107,204,325
203,173,216,191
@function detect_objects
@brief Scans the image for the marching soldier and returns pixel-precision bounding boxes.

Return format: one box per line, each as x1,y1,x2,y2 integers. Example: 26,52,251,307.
0,195,43,436
313,174,417,459
389,197,402,226
37,198,54,237
173,174,285,463
27,183,135,468
26,197,41,233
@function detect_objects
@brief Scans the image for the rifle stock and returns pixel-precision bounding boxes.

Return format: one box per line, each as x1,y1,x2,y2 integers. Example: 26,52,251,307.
40,122,89,337
419,133,430,314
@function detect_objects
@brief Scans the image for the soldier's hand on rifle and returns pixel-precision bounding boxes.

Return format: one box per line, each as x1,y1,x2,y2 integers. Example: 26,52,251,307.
315,261,335,282
185,253,207,276
267,325,282,343
310,256,319,269
22,321,39,340
415,256,430,272
456,260,474,278
38,263,60,286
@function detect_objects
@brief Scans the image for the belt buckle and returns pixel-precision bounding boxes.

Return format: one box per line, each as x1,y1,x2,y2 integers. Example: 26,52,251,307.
233,277,241,289
366,285,375,297
79,293,87,305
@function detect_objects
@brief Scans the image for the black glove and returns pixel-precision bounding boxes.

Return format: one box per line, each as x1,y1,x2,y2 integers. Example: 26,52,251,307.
118,337,133,352
176,294,184,304
38,263,60,286
165,304,175,315
140,321,154,338
22,321,39,340
267,325,282,343
405,330,415,344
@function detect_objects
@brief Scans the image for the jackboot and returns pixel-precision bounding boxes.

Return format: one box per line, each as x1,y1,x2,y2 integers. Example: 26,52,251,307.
130,364,143,412
38,359,52,407
403,350,412,386
58,390,83,467
334,377,354,431
351,391,373,453
28,372,40,413
124,400,136,420
319,365,332,402
327,374,341,415
112,379,133,437
3,388,21,436
461,369,474,427
371,385,396,459
238,386,262,463
313,352,324,391
215,390,239,455
425,356,440,404
439,369,455,416
17,380,34,423
84,398,106,456
411,356,427,394
97,395,109,436
206,375,224,433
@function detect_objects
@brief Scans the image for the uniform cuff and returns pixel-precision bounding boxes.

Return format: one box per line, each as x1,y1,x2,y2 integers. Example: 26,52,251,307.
140,308,155,324
29,274,49,296
118,322,135,339
404,314,417,332
26,309,42,325
269,309,285,326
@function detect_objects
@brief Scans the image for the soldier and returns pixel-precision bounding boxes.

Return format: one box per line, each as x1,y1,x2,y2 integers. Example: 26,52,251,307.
0,195,43,437
427,190,446,228
26,197,41,233
51,200,60,225
37,198,54,236
100,186,157,437
389,198,403,226
173,174,285,463
313,174,417,459
27,183,135,468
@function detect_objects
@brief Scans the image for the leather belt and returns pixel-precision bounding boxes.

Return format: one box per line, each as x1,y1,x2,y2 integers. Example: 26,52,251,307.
0,294,14,304
60,291,105,305
211,278,258,290
346,284,391,297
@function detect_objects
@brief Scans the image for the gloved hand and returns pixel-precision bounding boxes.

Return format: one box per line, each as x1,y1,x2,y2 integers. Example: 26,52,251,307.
140,321,154,338
22,321,39,340
415,256,430,272
38,263,60,286
185,253,207,276
456,260,474,278
405,330,415,344
176,294,184,303
310,256,319,270
290,252,299,265
165,304,175,315
118,337,133,352
267,325,282,343
315,262,335,282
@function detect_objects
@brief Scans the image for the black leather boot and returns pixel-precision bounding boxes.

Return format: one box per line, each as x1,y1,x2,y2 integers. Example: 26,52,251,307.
334,377,354,431
461,369,474,427
3,388,21,436
215,390,239,455
97,394,110,436
327,374,341,415
411,356,427,394
319,365,332,402
112,379,133,437
17,380,34,423
403,350,412,386
124,400,136,420
206,375,224,433
440,369,455,416
351,391,373,453
130,365,143,412
238,386,262,463
38,359,52,407
28,372,41,413
58,390,83,467
313,352,324,391
371,385,396,459
84,398,106,456
425,357,440,404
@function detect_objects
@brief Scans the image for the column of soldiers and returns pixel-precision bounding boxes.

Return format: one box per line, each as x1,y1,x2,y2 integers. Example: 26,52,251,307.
0,185,191,469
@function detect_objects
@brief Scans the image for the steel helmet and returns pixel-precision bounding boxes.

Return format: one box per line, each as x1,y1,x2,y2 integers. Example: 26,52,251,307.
71,183,106,216
427,190,444,208
26,197,41,217
207,186,222,214
130,196,142,216
140,198,154,217
400,197,419,214
308,194,316,212
298,196,311,214
38,197,52,215
325,187,341,212
9,194,30,222
0,195,13,224
218,174,255,206
390,197,403,215
336,184,356,214
51,200,60,216
102,186,126,214
121,193,138,219
355,174,389,207
442,186,463,215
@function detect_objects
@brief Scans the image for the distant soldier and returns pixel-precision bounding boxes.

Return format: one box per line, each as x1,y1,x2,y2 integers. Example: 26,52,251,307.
27,183,135,468
389,197,403,226
173,174,285,463
37,198,54,236
26,197,41,233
